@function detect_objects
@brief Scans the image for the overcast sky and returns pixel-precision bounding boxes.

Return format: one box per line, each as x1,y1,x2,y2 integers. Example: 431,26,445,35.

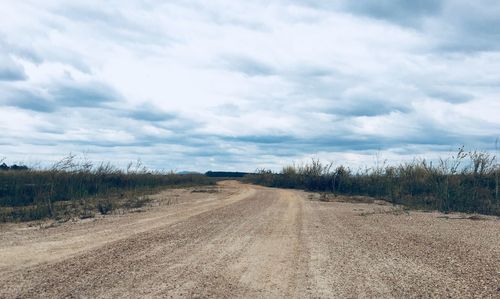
1,0,499,171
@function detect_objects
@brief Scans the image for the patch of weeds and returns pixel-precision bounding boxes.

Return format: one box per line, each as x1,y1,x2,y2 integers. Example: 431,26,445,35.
329,195,375,204
97,200,113,215
437,214,488,221
319,193,333,202
191,187,219,193
122,195,150,209
41,221,61,229
467,214,487,221
359,206,410,217
80,210,95,219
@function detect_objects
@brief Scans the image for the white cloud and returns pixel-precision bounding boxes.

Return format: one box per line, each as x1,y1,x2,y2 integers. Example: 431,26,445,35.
0,0,499,171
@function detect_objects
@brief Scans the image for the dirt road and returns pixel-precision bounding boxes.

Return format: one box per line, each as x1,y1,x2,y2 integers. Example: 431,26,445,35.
0,181,499,298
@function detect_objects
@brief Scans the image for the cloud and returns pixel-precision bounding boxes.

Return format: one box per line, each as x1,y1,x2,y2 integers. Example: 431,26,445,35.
0,37,44,64
126,104,177,122
430,1,500,52
223,134,297,144
0,55,27,81
3,88,54,112
332,99,410,117
0,1,499,171
50,81,120,107
1,80,120,113
339,0,500,52
219,55,275,76
344,0,443,27
425,88,474,104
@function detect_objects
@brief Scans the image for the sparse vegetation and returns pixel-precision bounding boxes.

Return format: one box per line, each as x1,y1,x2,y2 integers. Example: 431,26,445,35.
205,171,250,178
0,154,215,222
245,147,500,215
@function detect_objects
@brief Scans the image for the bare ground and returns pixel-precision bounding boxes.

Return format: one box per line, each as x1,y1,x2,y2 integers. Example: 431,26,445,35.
0,181,498,298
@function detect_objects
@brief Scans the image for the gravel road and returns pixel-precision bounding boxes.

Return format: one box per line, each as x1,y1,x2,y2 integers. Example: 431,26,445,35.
0,181,498,298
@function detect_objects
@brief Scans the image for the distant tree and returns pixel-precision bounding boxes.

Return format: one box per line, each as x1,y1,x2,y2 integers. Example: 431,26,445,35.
205,171,249,178
10,164,29,171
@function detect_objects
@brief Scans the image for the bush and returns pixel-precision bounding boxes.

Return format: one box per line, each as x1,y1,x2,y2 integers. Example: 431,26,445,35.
244,148,500,215
0,154,216,222
97,200,113,215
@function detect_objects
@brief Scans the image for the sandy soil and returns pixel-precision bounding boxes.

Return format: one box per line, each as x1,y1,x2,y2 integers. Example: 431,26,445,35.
0,181,498,298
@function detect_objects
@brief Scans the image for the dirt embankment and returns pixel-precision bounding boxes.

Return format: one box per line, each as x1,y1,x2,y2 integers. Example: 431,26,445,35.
0,181,498,298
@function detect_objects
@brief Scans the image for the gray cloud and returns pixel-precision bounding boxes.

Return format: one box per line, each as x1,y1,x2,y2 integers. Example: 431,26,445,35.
425,88,474,104
1,27,91,73
342,0,500,52
53,3,176,48
217,127,496,159
3,89,54,112
0,37,44,64
126,104,177,122
220,55,275,76
331,98,411,117
222,134,297,144
294,0,500,52
0,55,27,81
432,1,500,52
50,81,120,107
1,80,120,112
0,1,499,171
344,0,443,27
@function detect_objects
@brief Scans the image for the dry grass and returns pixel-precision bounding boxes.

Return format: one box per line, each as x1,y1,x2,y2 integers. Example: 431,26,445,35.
245,147,499,215
0,155,215,222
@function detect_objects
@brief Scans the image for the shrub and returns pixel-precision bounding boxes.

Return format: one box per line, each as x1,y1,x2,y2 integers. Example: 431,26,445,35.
97,200,113,215
0,154,215,222
244,148,499,215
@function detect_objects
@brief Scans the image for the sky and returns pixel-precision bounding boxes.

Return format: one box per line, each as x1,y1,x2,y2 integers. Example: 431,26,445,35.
0,0,499,172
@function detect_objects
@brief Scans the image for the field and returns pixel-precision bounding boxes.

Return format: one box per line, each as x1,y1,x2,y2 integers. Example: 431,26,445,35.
0,157,215,222
245,149,499,216
1,181,498,298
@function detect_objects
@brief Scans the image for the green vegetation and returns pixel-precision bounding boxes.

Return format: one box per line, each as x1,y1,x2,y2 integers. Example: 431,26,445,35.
2,147,498,221
205,171,250,178
0,154,214,222
244,147,499,215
